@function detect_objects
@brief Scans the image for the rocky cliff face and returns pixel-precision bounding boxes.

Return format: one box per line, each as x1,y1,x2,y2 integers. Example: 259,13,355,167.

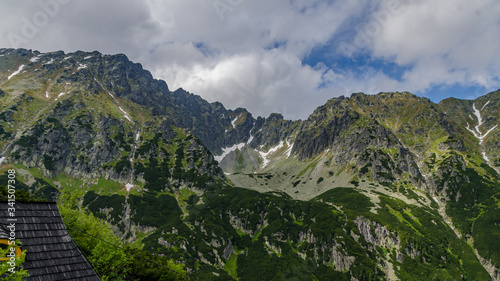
219,91,500,279
0,48,257,156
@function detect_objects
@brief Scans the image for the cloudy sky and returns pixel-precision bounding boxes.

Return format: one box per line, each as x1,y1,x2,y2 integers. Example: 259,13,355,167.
1,0,499,119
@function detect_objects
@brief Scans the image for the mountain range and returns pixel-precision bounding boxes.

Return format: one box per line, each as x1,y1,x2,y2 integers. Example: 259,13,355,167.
0,48,499,280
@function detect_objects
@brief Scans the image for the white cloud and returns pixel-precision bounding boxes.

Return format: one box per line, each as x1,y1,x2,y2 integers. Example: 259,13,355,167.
367,0,500,94
1,0,499,119
139,0,375,119
156,49,328,119
0,0,371,119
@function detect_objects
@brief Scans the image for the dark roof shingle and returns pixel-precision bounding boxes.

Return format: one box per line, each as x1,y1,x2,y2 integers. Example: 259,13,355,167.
0,202,100,281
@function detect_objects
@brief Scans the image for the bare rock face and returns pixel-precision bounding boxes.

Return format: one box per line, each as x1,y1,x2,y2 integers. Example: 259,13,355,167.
355,217,400,250
298,228,316,244
331,244,356,272
474,249,500,281
293,98,360,160
222,240,233,260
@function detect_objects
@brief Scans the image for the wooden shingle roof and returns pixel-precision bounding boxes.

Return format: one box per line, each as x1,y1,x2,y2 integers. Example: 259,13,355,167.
0,202,100,280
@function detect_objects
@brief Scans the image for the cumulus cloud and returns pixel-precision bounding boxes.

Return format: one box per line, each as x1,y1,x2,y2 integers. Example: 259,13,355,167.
138,0,372,118
160,50,327,119
0,0,499,119
0,0,371,118
366,0,500,94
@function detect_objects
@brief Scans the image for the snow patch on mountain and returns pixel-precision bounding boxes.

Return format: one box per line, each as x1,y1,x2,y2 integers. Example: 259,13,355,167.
466,101,496,144
258,150,270,167
482,152,490,162
415,158,427,180
259,141,286,167
215,123,256,163
8,64,25,80
472,103,483,130
215,142,246,162
231,114,242,128
465,125,479,139
247,134,254,145
118,106,127,114
77,64,87,70
285,141,293,159
119,107,132,122
481,125,498,140
55,92,66,101
465,101,498,162
94,78,117,100
481,100,490,110
0,157,5,165
106,90,116,100
93,78,131,121
246,123,255,145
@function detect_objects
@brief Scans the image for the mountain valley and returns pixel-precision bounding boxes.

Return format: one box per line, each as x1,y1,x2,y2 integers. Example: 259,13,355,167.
0,48,499,280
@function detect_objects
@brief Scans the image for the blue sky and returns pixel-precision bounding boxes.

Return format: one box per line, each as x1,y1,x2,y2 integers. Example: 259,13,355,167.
304,47,491,103
1,0,499,119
